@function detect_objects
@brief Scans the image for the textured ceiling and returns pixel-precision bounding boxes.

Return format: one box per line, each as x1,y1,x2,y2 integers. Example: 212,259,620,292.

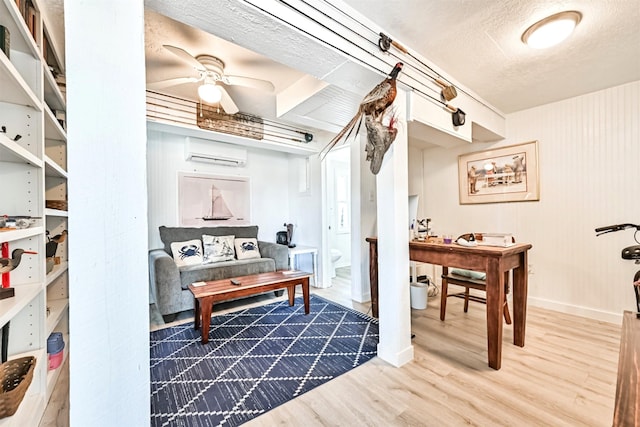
342,0,640,113
44,1,640,127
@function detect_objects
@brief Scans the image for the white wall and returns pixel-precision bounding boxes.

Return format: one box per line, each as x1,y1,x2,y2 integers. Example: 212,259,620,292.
420,81,640,322
287,152,324,282
147,130,293,248
326,154,352,268
66,1,150,425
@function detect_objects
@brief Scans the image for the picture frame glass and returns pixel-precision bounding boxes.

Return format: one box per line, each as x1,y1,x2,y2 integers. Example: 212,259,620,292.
178,172,250,226
458,141,539,204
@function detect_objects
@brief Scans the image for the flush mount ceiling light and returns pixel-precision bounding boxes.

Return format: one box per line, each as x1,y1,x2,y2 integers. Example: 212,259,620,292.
197,80,222,104
522,11,582,49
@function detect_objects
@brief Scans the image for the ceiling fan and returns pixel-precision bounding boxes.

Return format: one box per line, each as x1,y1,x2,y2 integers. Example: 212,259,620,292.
147,45,275,114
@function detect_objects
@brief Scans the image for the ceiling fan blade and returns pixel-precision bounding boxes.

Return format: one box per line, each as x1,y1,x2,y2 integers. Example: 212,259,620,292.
218,86,239,114
147,76,200,90
163,45,206,71
224,75,275,92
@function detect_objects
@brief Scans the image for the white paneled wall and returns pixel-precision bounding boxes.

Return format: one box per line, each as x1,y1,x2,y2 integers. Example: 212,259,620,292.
146,130,292,249
421,81,640,322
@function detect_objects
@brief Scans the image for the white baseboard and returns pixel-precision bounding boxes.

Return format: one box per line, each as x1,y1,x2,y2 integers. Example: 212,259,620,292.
528,296,623,325
377,343,414,367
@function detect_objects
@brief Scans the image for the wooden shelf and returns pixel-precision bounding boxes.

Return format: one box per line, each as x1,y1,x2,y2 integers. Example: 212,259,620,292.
0,133,43,166
0,0,67,423
44,208,68,218
0,282,42,328
44,155,67,178
43,65,65,112
0,0,40,57
45,261,68,286
45,298,68,336
0,225,45,244
0,54,41,108
44,106,66,142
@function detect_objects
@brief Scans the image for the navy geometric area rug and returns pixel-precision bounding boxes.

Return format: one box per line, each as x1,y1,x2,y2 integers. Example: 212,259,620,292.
150,294,379,427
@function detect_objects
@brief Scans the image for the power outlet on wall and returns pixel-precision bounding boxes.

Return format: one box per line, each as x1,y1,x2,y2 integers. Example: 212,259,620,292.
528,264,534,275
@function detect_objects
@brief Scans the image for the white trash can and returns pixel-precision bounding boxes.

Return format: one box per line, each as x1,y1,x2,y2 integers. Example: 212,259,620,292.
410,282,428,309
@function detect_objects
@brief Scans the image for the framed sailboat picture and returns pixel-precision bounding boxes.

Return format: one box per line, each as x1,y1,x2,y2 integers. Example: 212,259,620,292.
178,172,250,226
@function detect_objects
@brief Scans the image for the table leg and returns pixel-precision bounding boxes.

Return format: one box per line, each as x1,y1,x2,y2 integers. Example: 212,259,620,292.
200,297,213,344
485,259,504,370
302,278,310,314
194,298,201,331
288,285,295,306
512,251,528,347
312,251,318,287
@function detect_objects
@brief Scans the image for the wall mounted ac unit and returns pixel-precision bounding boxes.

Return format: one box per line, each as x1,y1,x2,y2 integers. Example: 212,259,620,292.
185,137,247,166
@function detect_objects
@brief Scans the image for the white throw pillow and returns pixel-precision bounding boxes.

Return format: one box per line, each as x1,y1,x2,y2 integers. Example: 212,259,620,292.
234,238,261,260
203,234,236,263
170,239,203,267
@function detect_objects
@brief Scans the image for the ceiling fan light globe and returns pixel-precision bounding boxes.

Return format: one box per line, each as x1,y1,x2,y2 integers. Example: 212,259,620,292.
198,83,222,103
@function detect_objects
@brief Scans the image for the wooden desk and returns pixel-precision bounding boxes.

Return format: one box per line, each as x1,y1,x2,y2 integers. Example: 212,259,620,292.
613,311,640,426
366,237,532,370
188,271,311,344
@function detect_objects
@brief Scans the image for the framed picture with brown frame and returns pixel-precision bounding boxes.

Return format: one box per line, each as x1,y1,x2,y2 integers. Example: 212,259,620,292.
458,141,539,204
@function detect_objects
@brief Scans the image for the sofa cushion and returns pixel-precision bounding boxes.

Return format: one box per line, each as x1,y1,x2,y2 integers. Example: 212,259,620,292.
169,239,203,267
178,258,276,289
159,225,259,255
203,234,235,263
234,238,261,260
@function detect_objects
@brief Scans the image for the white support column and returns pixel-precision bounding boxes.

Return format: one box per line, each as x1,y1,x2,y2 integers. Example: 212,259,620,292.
375,89,413,366
67,1,149,425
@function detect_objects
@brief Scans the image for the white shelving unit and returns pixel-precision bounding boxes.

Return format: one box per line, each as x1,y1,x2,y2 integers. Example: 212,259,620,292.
0,0,67,425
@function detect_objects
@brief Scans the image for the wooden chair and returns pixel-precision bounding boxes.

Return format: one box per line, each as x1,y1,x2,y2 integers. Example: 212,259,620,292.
440,266,511,324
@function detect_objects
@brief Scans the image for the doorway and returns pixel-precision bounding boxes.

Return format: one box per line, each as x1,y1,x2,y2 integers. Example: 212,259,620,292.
323,146,351,284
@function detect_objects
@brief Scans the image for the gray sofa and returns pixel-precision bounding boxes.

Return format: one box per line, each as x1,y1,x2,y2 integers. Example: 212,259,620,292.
149,225,288,321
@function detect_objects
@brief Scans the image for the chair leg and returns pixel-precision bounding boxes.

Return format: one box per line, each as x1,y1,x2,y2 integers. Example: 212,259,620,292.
463,287,470,313
503,297,512,324
502,271,512,324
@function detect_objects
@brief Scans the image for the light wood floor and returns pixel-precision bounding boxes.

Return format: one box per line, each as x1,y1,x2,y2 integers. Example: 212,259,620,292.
41,268,621,426
248,271,621,427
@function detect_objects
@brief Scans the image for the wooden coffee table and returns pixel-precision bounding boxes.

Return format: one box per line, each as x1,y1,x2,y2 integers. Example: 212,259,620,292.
188,270,312,344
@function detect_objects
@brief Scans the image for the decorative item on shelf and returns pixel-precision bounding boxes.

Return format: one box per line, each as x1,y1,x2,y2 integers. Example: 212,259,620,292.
0,126,21,142
0,247,38,300
416,218,431,241
276,223,296,248
0,215,38,231
46,332,64,371
0,356,36,419
1,242,8,292
46,230,67,274
45,200,68,211
0,25,9,59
